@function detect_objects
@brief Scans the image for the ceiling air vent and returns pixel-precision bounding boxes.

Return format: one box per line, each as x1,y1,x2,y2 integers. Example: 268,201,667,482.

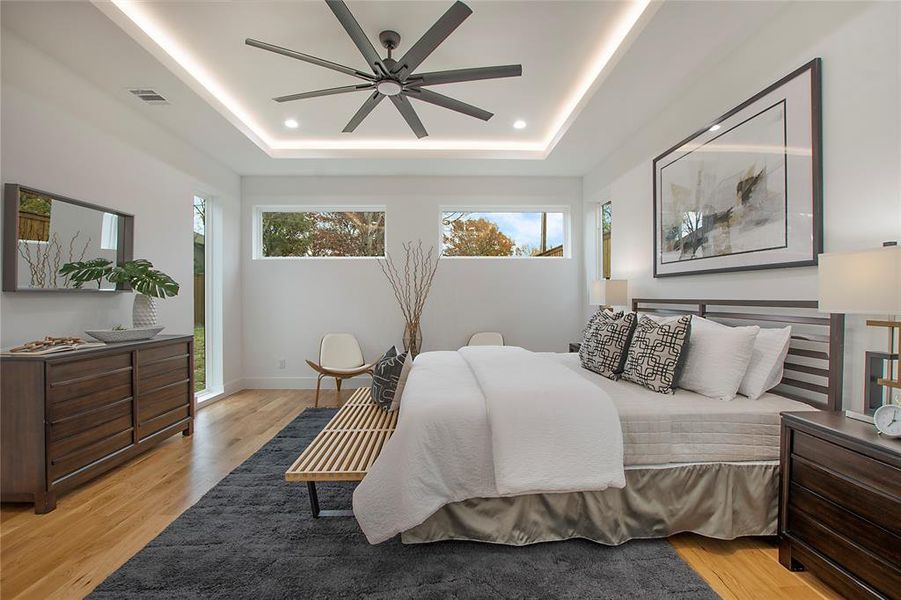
128,88,169,105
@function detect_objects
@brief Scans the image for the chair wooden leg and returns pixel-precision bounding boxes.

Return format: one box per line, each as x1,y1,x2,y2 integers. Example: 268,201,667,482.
336,377,343,393
315,374,323,408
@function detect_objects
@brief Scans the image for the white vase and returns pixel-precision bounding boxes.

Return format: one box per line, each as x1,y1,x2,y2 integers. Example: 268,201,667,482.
132,294,158,328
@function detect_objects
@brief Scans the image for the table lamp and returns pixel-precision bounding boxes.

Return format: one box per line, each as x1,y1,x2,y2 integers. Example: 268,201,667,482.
590,279,628,310
818,242,900,420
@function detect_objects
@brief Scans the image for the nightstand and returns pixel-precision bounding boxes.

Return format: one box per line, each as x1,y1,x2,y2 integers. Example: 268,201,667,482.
779,411,900,599
569,342,581,353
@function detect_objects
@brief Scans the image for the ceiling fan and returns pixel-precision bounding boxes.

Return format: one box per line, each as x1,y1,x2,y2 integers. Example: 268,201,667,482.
245,0,522,138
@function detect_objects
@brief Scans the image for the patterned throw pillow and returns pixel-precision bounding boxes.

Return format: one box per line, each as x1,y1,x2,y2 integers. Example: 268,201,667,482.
371,346,408,410
580,309,624,341
580,312,637,379
622,315,692,393
389,353,414,412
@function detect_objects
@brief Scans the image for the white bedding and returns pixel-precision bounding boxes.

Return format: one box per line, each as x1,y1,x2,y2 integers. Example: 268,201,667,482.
352,347,625,544
544,352,817,465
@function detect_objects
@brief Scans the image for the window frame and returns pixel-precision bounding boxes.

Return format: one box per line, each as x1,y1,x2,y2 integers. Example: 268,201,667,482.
438,205,572,259
252,205,388,260
597,201,612,279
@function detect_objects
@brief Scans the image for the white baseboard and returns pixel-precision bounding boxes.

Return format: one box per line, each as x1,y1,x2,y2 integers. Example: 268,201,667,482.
241,375,371,390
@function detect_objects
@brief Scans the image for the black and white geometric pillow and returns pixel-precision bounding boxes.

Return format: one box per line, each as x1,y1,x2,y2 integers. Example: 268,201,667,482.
371,346,408,410
622,315,692,394
580,312,637,379
580,309,624,341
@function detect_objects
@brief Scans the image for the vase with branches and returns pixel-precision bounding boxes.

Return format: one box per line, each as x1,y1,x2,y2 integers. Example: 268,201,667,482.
378,240,440,357
59,258,179,327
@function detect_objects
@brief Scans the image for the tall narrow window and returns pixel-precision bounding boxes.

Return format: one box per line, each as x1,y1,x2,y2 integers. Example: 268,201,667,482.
599,202,612,278
193,196,207,394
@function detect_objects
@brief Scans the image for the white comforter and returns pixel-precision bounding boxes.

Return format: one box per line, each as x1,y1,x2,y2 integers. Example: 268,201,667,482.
352,346,625,544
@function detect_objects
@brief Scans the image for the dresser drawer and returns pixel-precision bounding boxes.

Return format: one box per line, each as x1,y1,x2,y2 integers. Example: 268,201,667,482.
49,428,133,483
139,354,190,379
137,405,189,441
788,483,901,567
48,352,132,385
48,368,133,404
793,431,901,498
790,455,900,537
47,382,132,421
48,398,133,442
138,381,190,423
789,511,901,597
137,342,190,365
137,367,189,396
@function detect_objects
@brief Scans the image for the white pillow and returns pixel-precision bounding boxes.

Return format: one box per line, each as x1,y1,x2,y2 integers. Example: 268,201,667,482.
678,316,759,401
738,326,791,400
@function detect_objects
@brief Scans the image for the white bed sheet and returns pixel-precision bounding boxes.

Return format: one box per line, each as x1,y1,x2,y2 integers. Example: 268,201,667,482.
543,352,817,465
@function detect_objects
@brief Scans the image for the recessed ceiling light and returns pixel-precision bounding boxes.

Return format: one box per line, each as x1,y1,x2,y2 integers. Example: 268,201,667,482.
513,120,527,130
284,118,299,129
709,124,721,132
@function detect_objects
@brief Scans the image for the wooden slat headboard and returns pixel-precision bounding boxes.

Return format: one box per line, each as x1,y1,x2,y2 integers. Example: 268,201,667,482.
630,298,845,411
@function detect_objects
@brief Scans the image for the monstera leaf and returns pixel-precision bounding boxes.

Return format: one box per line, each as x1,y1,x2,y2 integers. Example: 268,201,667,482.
59,258,114,288
60,258,179,298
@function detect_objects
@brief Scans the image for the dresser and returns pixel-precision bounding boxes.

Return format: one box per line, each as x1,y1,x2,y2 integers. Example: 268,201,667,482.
1,335,194,513
779,411,901,599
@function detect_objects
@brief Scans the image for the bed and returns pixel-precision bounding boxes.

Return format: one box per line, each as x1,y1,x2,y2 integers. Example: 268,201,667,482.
353,299,845,546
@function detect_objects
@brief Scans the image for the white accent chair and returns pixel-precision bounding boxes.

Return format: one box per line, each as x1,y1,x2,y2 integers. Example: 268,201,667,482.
467,332,505,346
306,334,374,407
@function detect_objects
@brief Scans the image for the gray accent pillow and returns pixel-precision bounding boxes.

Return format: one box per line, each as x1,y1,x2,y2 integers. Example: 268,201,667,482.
371,346,408,410
622,315,692,394
580,312,637,379
389,353,414,412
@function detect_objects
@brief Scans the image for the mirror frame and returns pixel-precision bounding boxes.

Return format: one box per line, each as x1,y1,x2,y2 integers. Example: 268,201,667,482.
2,183,134,292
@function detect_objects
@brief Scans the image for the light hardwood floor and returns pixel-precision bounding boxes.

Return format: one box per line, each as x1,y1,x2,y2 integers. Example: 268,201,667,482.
1,389,841,600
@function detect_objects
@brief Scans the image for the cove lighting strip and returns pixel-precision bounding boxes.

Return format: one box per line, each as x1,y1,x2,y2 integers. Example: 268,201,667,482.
100,0,654,159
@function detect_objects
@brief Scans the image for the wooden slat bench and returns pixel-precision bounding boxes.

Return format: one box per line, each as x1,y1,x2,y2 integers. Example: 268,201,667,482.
285,387,398,517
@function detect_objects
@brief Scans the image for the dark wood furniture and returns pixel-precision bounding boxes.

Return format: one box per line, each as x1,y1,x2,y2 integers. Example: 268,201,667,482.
568,342,581,353
632,299,844,410
1,335,194,513
779,411,900,599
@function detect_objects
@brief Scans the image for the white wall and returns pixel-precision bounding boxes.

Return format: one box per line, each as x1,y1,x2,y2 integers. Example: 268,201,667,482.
582,1,901,410
0,29,244,394
241,176,582,388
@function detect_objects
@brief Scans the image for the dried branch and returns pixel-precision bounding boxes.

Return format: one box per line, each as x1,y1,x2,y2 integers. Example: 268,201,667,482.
377,240,441,355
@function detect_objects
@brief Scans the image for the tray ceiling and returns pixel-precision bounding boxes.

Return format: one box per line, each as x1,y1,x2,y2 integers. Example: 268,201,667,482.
96,0,653,158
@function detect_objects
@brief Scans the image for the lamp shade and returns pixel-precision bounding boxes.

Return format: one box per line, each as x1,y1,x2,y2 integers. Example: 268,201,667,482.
817,246,901,314
590,279,628,307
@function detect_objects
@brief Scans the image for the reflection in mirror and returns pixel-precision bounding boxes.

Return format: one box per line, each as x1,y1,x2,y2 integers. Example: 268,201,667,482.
13,188,122,290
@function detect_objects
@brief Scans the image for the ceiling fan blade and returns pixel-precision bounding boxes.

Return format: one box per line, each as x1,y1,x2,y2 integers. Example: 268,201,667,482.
325,0,389,77
343,91,385,132
405,88,492,121
245,38,374,81
391,1,472,81
407,64,522,87
389,94,428,138
274,83,374,103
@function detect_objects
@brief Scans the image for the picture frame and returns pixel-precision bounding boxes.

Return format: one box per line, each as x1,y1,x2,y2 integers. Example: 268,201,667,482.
652,59,822,278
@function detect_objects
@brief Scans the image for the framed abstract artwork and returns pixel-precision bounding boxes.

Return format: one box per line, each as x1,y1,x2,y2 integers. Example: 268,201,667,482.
653,59,822,277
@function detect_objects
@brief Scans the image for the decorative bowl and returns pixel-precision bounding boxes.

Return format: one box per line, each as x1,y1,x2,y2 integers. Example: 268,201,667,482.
85,326,164,343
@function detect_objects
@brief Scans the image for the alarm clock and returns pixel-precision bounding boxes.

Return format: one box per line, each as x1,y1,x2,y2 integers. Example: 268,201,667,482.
873,404,901,438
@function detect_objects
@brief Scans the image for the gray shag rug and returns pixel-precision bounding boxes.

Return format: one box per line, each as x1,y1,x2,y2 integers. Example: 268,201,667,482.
90,408,718,599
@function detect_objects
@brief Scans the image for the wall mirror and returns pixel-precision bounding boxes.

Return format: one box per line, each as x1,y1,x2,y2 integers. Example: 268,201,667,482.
2,184,134,292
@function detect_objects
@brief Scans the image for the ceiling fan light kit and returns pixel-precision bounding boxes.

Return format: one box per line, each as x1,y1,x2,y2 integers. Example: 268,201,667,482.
245,0,523,138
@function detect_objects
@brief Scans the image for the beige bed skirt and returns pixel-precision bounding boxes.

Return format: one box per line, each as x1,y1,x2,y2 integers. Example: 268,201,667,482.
401,462,778,546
